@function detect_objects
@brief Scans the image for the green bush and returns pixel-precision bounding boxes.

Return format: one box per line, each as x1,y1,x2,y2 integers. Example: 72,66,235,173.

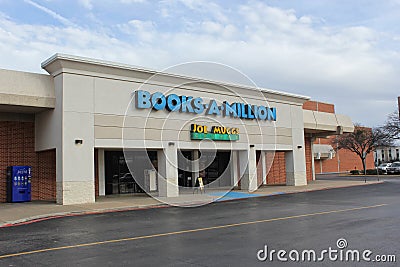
350,170,359,175
366,169,378,175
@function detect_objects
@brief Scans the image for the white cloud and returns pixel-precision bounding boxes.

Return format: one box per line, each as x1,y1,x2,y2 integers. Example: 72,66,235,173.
120,0,147,3
23,0,76,27
118,19,157,42
1,1,399,126
200,21,237,38
164,0,229,23
78,0,93,10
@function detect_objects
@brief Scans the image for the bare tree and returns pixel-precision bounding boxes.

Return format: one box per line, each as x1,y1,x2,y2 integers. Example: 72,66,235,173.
334,125,390,175
383,111,400,140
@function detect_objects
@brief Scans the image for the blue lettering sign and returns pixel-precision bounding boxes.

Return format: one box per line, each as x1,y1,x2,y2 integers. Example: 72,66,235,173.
151,92,166,110
224,101,237,118
136,90,151,109
247,104,255,119
267,107,277,121
166,94,181,112
207,100,221,116
193,98,204,114
134,90,277,121
257,106,267,120
180,96,194,113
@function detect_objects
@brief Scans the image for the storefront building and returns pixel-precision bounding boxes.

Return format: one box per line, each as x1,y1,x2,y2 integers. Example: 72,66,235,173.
0,54,354,205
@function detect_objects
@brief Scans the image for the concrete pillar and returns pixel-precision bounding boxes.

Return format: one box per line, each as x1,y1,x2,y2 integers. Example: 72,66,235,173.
261,151,267,185
57,115,95,205
285,105,307,186
157,145,179,197
231,151,239,187
239,147,258,192
56,75,95,205
310,137,316,181
285,149,306,186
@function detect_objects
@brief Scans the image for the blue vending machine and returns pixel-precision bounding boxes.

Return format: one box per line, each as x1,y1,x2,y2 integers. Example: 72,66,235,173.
6,166,32,203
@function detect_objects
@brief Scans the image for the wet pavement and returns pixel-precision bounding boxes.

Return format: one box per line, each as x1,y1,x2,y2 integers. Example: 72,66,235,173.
0,177,383,227
0,176,398,266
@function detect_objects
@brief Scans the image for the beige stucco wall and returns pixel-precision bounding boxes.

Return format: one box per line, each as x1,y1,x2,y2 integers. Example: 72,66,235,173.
91,76,298,150
38,54,311,203
0,69,55,110
39,54,310,153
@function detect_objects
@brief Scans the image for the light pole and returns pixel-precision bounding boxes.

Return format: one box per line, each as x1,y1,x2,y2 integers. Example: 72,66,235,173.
363,151,367,183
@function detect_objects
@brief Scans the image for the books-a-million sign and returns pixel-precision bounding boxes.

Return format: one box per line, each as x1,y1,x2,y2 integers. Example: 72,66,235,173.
190,124,239,141
135,90,276,121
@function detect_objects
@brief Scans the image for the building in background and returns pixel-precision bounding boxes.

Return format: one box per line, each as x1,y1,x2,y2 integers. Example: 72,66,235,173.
303,101,375,174
374,96,400,165
374,147,400,164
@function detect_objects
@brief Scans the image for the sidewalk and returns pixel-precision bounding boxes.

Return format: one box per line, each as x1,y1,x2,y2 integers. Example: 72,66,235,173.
0,179,382,227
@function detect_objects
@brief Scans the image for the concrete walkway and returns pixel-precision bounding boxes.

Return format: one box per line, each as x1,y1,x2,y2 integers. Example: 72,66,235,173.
0,179,383,227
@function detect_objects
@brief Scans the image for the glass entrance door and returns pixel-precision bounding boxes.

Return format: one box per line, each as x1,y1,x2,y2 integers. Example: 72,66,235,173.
201,151,231,187
104,151,144,195
178,151,193,187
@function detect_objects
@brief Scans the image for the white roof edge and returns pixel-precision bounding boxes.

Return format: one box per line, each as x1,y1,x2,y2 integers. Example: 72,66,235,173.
302,110,354,133
41,53,310,101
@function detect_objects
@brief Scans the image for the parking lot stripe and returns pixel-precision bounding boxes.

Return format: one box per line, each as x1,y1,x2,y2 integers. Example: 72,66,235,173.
0,203,387,260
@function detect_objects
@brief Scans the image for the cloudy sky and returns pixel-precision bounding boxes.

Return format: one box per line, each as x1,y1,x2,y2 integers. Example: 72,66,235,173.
0,0,399,127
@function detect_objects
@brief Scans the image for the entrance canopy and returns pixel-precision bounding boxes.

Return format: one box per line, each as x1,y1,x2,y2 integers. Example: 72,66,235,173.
303,109,354,137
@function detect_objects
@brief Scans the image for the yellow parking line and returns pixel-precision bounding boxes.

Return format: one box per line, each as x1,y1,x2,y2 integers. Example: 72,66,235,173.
0,203,387,260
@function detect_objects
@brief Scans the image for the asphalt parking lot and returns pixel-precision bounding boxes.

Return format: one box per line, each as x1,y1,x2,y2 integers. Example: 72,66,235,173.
0,177,399,266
